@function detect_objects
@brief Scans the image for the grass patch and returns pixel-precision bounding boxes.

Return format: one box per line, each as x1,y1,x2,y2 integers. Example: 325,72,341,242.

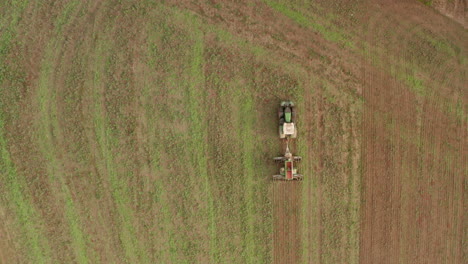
297,80,319,263
0,1,52,263
418,0,433,6
185,16,218,262
0,119,52,264
264,0,354,48
237,91,258,263
144,18,179,263
403,74,426,97
54,1,80,34
36,41,90,264
92,36,150,264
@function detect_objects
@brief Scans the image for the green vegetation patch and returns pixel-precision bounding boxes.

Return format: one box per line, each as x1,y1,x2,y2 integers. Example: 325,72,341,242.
264,0,354,48
418,0,433,6
0,119,52,264
0,1,52,263
404,74,426,97
92,35,150,264
185,19,218,263
36,40,90,264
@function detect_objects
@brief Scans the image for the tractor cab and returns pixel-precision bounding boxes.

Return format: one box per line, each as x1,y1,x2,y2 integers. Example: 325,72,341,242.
279,101,297,138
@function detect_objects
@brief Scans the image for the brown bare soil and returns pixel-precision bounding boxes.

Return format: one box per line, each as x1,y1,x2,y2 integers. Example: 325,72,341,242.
273,182,302,264
431,0,466,27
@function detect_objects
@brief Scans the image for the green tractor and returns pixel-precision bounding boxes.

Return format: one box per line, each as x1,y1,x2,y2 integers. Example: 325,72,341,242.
273,142,303,181
278,101,297,139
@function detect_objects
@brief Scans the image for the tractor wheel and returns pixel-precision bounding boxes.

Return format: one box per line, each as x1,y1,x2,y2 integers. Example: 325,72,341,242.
293,156,302,162
278,106,283,118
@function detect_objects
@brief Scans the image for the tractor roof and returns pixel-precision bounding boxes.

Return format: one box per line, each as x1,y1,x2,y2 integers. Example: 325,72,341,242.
283,123,295,135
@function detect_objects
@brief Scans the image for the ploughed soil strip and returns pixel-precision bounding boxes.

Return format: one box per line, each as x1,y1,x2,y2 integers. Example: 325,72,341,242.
273,182,302,264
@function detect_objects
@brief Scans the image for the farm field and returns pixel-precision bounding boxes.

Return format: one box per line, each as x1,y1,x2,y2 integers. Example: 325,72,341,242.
0,1,465,264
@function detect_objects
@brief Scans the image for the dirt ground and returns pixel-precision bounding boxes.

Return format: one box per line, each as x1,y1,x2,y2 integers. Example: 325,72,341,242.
0,0,465,263
273,182,302,264
431,0,466,27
